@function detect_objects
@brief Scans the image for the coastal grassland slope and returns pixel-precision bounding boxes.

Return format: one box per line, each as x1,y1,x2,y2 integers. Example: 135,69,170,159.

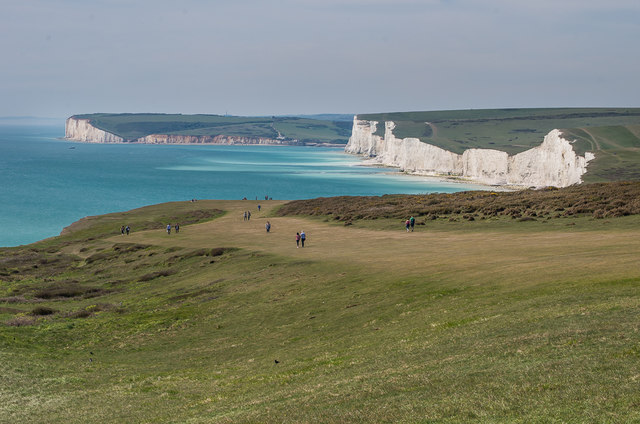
2,192,640,422
70,113,351,144
358,108,640,183
276,181,640,223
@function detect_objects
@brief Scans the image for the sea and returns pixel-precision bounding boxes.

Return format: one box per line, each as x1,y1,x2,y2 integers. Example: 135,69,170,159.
0,124,485,247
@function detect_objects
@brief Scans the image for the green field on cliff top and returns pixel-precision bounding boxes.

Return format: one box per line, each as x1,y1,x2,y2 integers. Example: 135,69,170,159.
72,113,353,145
2,182,640,422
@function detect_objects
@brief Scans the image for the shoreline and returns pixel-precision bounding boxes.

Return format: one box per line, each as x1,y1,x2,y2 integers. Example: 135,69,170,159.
60,137,347,148
352,157,518,191
61,136,511,189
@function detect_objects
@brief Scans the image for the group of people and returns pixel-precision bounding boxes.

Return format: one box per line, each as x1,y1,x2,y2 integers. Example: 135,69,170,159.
120,225,131,235
296,231,306,248
263,219,306,248
166,223,180,234
405,216,415,232
243,211,252,221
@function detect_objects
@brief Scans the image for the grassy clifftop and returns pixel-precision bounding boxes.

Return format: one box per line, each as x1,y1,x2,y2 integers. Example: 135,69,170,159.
2,186,640,422
358,108,640,182
72,113,352,144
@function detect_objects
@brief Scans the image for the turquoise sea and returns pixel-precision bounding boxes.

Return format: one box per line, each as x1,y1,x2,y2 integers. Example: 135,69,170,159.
0,124,483,247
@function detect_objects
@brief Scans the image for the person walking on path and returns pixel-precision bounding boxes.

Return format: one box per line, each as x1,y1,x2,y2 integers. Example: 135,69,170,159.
247,211,251,221
243,211,247,221
175,223,180,234
266,221,271,233
258,204,261,211
410,216,415,232
125,225,130,235
167,224,171,235
300,230,306,248
405,219,410,232
121,225,125,235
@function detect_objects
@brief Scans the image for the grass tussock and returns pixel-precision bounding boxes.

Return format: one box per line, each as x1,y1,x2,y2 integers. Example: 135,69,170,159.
276,182,640,222
29,306,56,316
33,282,108,300
137,269,177,282
66,303,113,319
172,247,230,261
5,315,37,326
112,243,151,253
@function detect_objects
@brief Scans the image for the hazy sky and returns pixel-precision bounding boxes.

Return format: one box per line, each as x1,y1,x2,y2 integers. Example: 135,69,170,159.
2,0,639,118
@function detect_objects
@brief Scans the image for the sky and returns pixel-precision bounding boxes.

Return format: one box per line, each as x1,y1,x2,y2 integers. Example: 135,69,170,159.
1,0,639,119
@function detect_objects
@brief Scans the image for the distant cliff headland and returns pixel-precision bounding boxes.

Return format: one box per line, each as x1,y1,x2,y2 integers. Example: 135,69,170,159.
65,113,352,146
345,108,640,187
66,109,640,188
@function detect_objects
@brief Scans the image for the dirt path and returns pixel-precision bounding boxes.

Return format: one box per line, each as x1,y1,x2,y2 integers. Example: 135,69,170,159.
116,200,640,282
426,122,438,138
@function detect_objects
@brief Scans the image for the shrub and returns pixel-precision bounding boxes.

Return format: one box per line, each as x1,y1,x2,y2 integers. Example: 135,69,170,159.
209,248,227,257
5,315,37,326
68,310,92,319
30,306,56,316
138,269,177,282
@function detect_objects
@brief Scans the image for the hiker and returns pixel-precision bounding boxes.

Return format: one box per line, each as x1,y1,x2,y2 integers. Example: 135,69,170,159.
166,224,171,235
258,204,261,211
121,225,125,235
410,216,415,232
296,232,301,248
243,211,247,221
266,221,271,233
405,219,410,232
247,211,251,221
125,225,130,235
300,230,306,248
175,223,180,234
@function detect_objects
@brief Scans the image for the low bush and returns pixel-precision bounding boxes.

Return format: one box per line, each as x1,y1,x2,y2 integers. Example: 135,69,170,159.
5,315,37,326
138,269,177,282
30,306,56,316
276,182,640,222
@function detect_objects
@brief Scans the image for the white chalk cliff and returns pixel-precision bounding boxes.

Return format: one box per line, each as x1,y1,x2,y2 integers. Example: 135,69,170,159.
65,117,125,143
345,118,595,187
65,117,292,145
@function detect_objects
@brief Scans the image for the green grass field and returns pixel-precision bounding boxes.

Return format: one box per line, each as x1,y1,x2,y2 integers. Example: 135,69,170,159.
72,113,351,145
2,188,640,422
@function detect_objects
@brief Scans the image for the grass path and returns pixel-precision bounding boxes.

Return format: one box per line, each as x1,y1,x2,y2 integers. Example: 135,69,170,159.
119,200,640,286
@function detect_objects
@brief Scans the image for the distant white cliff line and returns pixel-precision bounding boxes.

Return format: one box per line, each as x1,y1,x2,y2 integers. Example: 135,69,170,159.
65,117,124,143
64,117,293,145
345,118,595,188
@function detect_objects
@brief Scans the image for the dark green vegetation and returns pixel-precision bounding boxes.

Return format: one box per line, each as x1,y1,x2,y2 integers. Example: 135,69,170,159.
277,181,640,223
73,113,352,144
360,108,640,183
2,190,640,422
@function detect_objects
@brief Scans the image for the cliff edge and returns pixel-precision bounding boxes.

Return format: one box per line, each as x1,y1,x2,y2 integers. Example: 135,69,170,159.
65,116,293,145
345,118,595,188
65,117,125,143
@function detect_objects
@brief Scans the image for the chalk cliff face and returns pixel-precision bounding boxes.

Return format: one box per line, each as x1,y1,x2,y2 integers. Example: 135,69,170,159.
138,134,292,145
65,117,124,143
65,117,292,145
345,118,595,187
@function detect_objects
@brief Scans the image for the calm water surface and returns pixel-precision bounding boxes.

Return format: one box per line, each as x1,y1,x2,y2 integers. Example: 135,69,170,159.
0,124,483,247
